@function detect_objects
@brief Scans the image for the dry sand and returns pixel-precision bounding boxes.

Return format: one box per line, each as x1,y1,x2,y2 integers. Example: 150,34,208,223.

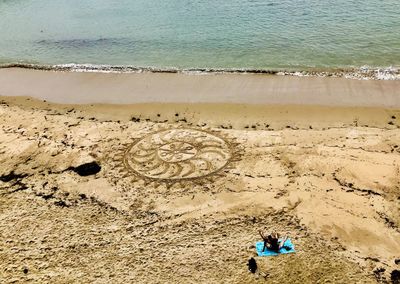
0,69,400,283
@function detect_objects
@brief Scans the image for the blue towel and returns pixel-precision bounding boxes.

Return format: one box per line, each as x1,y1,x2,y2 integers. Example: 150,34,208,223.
256,239,296,256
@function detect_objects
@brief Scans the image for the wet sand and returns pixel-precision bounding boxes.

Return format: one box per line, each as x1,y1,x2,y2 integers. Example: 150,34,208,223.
0,70,400,283
0,68,399,106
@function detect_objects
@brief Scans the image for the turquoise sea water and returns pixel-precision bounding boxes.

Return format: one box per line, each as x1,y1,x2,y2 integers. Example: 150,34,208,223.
0,0,399,73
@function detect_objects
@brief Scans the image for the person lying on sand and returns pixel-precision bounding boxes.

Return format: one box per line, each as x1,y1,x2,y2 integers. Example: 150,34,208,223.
259,230,288,252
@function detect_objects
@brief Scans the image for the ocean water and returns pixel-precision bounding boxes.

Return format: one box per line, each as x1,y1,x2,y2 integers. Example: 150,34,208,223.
0,0,399,75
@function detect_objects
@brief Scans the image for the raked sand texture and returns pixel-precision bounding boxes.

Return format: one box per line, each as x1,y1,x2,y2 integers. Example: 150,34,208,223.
0,72,400,283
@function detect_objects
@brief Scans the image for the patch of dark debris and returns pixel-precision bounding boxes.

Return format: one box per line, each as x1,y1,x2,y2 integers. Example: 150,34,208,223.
53,200,69,207
374,267,386,282
86,195,120,213
0,171,28,183
332,172,382,197
219,124,233,129
364,257,380,263
8,180,29,194
34,186,111,209
373,265,400,284
1,164,104,209
0,100,10,106
377,212,399,232
0,171,30,194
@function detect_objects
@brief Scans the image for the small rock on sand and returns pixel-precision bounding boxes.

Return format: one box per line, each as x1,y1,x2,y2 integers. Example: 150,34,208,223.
73,162,101,176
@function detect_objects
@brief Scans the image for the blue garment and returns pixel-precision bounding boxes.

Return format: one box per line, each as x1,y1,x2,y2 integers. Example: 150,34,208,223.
256,239,296,256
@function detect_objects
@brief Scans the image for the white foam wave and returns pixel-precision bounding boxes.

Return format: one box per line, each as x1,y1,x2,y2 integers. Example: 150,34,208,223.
0,63,399,80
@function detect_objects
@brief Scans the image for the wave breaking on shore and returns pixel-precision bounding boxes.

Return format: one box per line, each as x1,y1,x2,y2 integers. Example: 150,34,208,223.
0,63,399,80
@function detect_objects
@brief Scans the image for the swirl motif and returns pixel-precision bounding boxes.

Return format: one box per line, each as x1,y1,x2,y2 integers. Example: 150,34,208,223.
122,129,232,181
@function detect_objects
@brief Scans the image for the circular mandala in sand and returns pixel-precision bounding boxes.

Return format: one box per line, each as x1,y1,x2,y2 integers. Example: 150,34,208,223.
122,129,234,182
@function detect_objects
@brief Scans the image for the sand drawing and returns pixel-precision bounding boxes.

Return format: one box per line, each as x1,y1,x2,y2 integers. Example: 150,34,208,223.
118,128,241,186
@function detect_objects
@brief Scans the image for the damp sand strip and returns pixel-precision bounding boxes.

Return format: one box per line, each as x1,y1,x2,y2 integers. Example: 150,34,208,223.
0,68,399,107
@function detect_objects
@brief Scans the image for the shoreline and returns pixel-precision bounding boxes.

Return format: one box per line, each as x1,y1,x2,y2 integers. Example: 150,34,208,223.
1,68,400,107
1,63,400,80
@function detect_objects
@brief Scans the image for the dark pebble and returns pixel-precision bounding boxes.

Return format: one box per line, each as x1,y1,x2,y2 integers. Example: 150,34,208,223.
41,194,54,200
391,270,400,283
73,162,101,176
54,200,68,207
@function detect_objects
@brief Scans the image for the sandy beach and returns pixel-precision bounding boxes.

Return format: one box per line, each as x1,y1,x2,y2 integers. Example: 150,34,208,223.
1,69,400,283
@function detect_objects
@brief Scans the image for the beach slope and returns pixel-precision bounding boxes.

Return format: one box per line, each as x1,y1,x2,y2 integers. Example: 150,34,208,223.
0,70,399,283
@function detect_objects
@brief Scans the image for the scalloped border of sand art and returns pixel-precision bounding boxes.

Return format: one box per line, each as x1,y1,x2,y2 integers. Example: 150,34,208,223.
115,127,242,187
